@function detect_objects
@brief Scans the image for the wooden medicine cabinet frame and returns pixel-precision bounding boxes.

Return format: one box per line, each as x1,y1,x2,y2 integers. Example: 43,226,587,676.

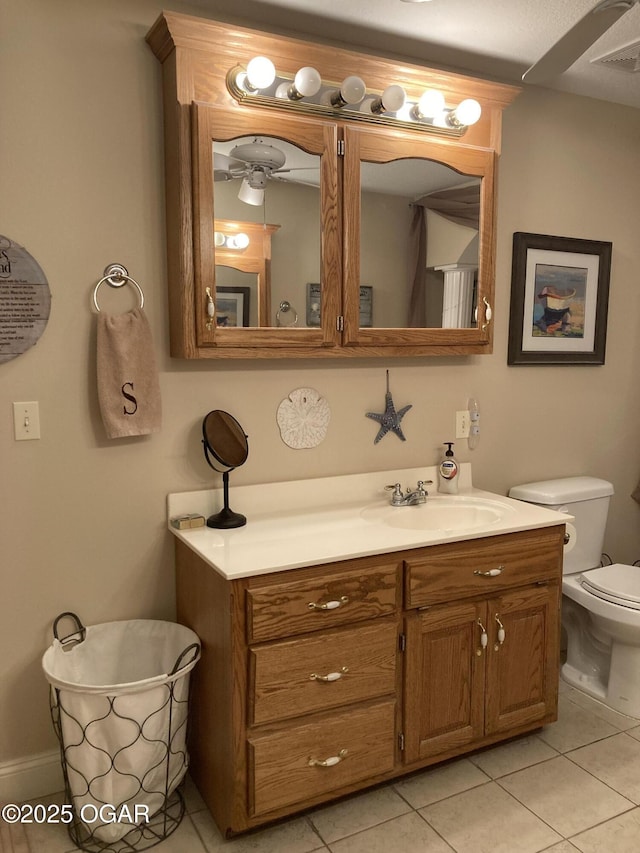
147,11,520,359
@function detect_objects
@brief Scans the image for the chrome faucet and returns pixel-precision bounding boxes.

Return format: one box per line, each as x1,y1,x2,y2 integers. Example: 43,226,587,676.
384,480,432,507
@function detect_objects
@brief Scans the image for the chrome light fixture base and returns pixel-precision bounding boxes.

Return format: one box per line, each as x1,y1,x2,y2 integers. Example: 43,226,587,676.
226,66,476,138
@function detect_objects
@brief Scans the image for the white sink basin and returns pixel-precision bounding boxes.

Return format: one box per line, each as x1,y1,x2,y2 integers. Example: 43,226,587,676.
361,495,514,532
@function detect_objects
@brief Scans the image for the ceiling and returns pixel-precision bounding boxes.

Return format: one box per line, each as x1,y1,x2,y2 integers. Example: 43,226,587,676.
193,0,640,110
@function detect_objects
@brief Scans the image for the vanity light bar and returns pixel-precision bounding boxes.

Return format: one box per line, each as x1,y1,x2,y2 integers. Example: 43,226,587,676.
227,60,481,137
214,232,250,250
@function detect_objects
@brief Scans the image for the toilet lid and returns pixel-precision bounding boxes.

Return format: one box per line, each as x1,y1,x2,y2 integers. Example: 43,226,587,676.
580,564,640,610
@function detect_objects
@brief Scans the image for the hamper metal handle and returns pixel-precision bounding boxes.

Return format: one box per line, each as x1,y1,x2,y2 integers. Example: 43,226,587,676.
169,642,201,675
53,612,87,648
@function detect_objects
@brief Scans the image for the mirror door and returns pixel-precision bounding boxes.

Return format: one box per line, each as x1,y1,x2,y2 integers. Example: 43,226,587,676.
192,103,340,349
342,125,496,350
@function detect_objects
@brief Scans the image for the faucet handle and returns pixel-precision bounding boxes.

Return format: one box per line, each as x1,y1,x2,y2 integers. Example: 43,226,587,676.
384,483,403,497
416,479,433,493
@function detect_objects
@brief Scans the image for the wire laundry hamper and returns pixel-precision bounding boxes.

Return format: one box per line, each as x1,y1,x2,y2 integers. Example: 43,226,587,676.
42,612,200,852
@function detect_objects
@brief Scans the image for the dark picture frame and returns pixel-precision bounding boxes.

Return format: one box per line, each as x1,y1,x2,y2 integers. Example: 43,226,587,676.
215,286,250,328
508,232,612,365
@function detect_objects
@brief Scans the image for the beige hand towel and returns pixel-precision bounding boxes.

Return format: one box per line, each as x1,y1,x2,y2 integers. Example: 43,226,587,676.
96,308,161,439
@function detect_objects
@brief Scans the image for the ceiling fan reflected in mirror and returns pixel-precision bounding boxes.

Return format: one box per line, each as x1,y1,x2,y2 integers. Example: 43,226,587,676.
213,138,317,205
523,0,639,84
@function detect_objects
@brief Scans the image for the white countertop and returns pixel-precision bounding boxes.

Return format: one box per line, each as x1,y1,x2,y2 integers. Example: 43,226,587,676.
167,464,571,580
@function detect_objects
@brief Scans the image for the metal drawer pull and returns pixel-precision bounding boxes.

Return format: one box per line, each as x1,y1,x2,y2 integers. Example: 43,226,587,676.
473,566,504,577
476,618,488,656
310,667,348,682
494,615,505,650
308,595,349,611
308,748,348,768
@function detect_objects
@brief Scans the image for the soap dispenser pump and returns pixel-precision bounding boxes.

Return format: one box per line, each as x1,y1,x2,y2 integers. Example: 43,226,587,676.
438,442,459,494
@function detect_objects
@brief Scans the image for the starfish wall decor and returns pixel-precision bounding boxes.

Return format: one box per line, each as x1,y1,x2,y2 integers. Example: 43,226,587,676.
366,370,412,444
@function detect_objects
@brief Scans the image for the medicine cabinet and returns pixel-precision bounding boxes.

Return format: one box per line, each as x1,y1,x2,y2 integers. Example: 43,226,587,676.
147,11,519,358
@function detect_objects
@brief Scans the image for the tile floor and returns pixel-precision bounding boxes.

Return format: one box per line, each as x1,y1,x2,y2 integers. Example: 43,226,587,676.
4,681,640,853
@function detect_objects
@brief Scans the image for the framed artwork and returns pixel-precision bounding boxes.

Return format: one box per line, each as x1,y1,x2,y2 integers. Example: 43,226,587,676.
306,283,373,327
215,286,250,327
508,232,612,365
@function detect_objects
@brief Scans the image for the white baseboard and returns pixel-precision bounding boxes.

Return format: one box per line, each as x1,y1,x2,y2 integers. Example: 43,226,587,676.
0,750,64,803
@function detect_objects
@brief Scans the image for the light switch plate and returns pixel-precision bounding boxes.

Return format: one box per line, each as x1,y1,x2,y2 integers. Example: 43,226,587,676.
13,401,41,440
456,410,470,439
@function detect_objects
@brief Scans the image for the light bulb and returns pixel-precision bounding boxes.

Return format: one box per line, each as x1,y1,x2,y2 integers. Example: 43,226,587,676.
233,233,250,249
331,75,366,107
449,98,482,127
275,82,290,99
341,75,366,104
293,66,321,97
370,84,407,114
214,232,225,247
245,56,276,90
414,89,445,119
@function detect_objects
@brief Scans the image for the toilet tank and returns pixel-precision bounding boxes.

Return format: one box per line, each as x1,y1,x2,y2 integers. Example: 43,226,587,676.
508,476,614,575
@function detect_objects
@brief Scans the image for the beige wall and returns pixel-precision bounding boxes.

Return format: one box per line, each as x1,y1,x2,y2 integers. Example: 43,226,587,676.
2,0,640,768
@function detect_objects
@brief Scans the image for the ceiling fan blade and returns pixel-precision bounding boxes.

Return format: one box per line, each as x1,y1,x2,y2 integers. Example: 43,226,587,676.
523,0,637,84
272,167,320,174
213,152,246,181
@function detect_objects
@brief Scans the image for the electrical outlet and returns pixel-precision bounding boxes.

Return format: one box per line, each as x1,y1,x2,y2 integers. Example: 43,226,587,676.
13,401,41,440
456,410,470,439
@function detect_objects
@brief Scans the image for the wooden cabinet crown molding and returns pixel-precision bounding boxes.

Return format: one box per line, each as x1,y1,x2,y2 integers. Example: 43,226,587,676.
147,11,520,359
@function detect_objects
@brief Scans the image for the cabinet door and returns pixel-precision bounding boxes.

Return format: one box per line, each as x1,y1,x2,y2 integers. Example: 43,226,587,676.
342,124,496,353
192,103,341,350
485,583,560,735
404,600,485,763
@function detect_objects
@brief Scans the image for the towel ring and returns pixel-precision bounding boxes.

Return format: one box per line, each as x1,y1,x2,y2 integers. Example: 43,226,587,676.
276,300,298,327
93,263,144,312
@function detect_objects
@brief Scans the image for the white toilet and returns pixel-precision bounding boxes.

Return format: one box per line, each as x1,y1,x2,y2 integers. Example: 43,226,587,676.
509,476,640,719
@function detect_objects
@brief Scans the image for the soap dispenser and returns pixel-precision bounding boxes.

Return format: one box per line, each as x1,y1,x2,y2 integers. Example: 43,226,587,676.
438,442,459,494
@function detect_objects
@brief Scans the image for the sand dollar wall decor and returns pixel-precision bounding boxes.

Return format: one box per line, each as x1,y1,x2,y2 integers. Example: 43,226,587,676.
277,387,330,449
0,235,51,364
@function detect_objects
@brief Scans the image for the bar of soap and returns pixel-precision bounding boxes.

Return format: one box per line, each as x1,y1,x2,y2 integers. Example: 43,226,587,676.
171,514,205,529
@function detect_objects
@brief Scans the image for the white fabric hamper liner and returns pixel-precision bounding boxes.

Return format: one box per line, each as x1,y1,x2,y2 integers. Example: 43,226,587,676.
42,615,200,845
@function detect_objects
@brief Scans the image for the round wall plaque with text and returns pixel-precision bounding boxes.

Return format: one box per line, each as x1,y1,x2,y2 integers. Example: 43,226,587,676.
0,235,51,364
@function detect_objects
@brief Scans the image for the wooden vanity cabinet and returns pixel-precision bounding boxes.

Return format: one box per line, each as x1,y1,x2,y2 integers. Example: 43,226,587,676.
175,524,563,836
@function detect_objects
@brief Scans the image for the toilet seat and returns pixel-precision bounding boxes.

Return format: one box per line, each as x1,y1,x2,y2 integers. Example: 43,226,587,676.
580,564,640,611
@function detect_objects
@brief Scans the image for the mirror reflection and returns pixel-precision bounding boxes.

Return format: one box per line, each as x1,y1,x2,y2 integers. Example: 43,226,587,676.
214,268,256,327
360,159,480,329
212,136,481,331
213,136,321,329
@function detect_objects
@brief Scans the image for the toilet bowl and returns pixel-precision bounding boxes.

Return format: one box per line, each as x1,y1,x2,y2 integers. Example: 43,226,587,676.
509,477,640,719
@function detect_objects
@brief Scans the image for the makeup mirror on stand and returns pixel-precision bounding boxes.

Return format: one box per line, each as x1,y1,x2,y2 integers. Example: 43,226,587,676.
202,410,249,528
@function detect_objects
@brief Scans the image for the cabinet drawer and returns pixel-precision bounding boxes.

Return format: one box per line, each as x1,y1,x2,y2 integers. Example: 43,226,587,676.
250,619,397,725
248,699,396,816
247,562,399,642
405,527,564,609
